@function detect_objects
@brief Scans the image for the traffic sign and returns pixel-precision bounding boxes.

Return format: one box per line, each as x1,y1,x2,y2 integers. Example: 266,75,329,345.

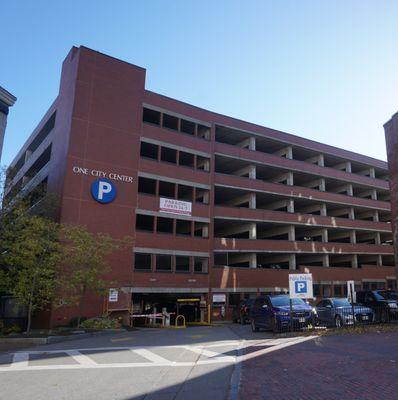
289,273,313,299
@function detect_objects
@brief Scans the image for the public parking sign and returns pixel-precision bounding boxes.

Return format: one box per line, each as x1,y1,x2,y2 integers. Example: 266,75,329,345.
289,273,313,299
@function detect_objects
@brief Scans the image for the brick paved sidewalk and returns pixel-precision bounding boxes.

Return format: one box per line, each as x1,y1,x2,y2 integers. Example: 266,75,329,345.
238,332,398,400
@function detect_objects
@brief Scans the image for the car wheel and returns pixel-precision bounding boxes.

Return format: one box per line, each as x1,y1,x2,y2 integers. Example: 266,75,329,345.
335,315,343,328
271,317,279,333
251,320,259,332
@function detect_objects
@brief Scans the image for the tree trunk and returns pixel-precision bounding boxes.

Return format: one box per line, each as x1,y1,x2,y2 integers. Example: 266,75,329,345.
26,298,33,334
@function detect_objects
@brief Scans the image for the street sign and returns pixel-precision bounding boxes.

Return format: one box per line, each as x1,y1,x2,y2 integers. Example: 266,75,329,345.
108,288,119,302
213,294,226,303
289,273,313,299
347,280,356,303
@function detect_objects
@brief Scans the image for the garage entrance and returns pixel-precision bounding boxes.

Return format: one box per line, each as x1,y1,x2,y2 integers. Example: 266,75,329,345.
132,293,205,324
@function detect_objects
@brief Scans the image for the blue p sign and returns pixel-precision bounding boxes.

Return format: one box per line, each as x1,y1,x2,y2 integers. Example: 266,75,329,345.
295,281,307,294
91,179,116,204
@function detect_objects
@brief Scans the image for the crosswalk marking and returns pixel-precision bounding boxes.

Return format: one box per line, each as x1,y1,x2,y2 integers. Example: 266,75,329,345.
0,336,316,372
132,349,169,364
65,350,97,366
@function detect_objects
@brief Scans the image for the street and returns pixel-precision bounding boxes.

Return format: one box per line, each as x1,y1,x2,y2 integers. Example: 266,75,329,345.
1,325,398,400
0,325,313,400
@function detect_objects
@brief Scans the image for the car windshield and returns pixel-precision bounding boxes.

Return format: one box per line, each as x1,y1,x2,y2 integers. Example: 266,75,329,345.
270,297,306,307
333,298,351,307
374,291,398,300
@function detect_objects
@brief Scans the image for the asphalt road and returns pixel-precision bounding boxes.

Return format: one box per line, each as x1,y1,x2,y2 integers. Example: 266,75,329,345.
0,324,312,400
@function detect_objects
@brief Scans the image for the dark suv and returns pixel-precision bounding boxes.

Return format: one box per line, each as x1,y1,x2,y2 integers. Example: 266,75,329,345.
250,295,315,333
356,290,398,323
232,299,254,324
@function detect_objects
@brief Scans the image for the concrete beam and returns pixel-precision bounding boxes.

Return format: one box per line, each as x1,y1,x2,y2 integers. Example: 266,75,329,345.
358,167,375,178
273,146,293,159
357,189,377,200
329,184,353,196
333,161,352,173
328,207,355,219
237,137,256,151
233,165,256,179
302,178,326,191
270,171,293,185
217,222,257,239
305,154,324,166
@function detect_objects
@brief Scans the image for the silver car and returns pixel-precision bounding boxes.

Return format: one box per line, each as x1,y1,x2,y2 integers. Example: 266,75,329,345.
316,298,374,328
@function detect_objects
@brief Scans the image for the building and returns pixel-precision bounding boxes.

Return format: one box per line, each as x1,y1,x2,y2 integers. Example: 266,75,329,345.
0,86,17,163
5,46,396,326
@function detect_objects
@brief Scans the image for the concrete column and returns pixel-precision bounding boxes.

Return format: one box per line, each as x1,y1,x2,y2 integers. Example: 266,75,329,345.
323,254,330,267
249,223,257,239
249,193,256,209
24,149,32,162
373,211,379,222
358,167,376,178
377,254,383,266
352,255,358,268
375,232,381,245
287,199,295,213
288,225,295,241
349,208,355,220
289,254,296,270
350,230,356,244
320,203,327,216
250,253,257,269
322,228,328,242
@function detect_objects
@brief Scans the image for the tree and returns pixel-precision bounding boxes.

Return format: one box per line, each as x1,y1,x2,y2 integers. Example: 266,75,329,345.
1,207,63,333
59,225,131,328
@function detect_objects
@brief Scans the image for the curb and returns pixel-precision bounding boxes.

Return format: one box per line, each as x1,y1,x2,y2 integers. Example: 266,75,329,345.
0,329,124,346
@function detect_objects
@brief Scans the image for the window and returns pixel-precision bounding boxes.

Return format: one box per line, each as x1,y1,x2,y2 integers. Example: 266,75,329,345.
194,222,208,238
180,119,195,135
158,181,175,198
196,156,210,171
157,217,174,233
161,147,177,164
134,253,152,271
179,151,195,168
143,108,161,125
194,257,208,273
197,124,210,140
156,254,172,271
140,142,158,160
176,219,191,236
136,214,154,232
138,177,156,195
177,185,193,202
195,188,209,204
163,114,179,131
175,256,190,273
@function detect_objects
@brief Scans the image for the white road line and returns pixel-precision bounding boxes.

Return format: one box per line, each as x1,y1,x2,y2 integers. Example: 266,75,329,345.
65,350,97,366
238,335,316,362
9,352,29,368
183,346,235,361
132,349,170,364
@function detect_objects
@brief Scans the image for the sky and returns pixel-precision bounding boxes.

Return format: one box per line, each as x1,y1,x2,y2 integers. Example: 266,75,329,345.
1,0,398,165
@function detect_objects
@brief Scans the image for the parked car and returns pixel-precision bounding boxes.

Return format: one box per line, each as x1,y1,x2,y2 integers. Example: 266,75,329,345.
356,290,398,323
315,298,374,328
250,295,315,333
232,299,254,324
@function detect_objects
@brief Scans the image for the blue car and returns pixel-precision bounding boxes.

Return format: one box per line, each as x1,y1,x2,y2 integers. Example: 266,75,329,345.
316,298,374,328
250,295,315,333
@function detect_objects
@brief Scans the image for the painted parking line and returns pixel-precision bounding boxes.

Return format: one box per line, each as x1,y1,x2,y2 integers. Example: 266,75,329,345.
0,336,316,372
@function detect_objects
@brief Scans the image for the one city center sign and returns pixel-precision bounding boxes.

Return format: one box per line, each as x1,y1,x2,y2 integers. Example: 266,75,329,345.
72,165,134,204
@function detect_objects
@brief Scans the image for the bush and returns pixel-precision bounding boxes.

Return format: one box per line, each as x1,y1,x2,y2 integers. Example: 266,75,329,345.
68,316,87,328
80,317,121,330
2,324,22,335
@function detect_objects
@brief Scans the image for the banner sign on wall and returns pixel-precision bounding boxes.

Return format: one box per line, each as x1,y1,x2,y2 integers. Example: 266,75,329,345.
159,197,192,216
